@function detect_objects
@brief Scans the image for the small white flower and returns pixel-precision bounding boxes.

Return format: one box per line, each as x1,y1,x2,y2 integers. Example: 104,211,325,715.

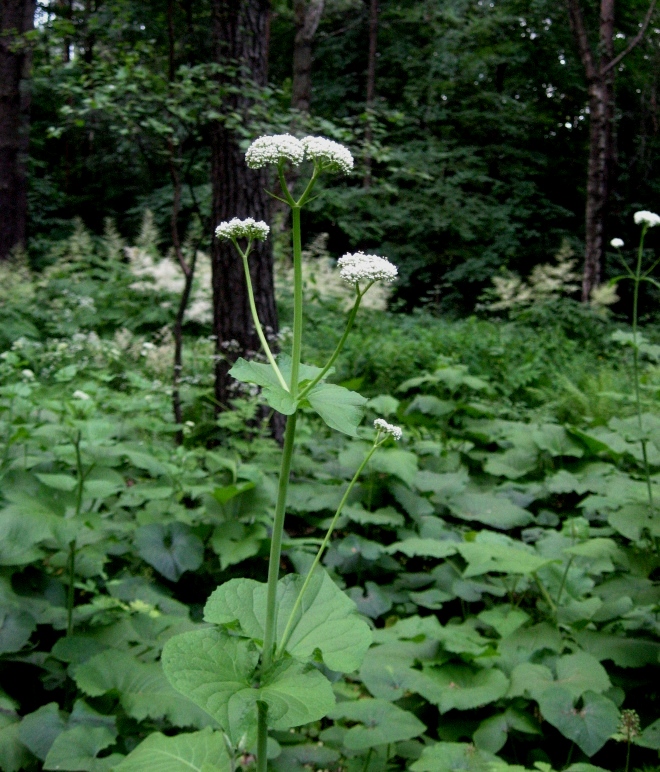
72,390,91,400
245,134,305,168
610,238,624,248
215,218,270,242
634,210,660,228
21,369,35,380
338,252,398,286
184,420,195,427
301,136,354,174
374,418,402,441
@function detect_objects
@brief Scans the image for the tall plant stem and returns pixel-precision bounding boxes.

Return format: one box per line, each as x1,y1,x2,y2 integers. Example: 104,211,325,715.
631,227,656,531
257,411,298,772
67,431,84,636
290,206,303,397
276,442,379,658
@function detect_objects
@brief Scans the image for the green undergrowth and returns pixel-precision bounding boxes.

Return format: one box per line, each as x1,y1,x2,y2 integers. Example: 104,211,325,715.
0,238,659,771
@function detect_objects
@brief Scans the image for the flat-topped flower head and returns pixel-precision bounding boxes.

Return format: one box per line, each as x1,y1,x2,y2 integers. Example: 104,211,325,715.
301,136,354,174
634,210,660,228
245,134,305,169
610,238,624,248
338,252,398,286
374,418,402,441
215,218,270,242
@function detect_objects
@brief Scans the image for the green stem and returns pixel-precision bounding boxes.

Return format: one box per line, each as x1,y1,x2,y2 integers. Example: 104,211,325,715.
276,441,379,659
555,556,574,607
66,539,76,636
256,702,269,772
298,291,362,402
362,748,374,772
290,207,303,397
533,572,557,616
625,738,631,772
237,242,289,392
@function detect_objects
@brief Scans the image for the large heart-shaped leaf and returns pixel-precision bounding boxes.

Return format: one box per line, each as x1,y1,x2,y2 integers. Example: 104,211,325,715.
44,726,121,771
229,358,296,415
114,729,231,772
457,542,552,577
134,522,204,581
538,688,619,757
305,382,367,436
162,628,335,738
203,571,372,672
410,742,498,771
328,699,426,749
416,664,509,713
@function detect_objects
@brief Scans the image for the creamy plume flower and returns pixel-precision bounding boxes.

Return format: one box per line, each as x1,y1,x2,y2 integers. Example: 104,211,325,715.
301,136,354,174
374,418,402,441
215,218,270,242
610,238,624,248
73,390,91,400
634,210,660,228
338,252,398,286
245,134,305,168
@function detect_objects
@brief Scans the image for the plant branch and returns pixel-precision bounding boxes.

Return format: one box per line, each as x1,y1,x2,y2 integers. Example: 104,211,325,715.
602,0,658,75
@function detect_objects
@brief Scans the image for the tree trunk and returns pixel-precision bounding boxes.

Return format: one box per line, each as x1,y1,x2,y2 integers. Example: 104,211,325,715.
567,0,657,301
0,0,35,261
292,0,324,113
210,0,279,411
363,0,378,187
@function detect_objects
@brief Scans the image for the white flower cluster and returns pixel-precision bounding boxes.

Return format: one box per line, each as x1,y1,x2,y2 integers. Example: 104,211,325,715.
244,134,354,174
301,136,354,174
245,134,305,169
215,218,270,242
610,238,624,248
634,210,660,228
374,418,402,441
338,252,398,286
73,390,91,401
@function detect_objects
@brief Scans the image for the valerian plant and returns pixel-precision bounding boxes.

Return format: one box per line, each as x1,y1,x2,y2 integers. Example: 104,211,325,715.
126,134,401,770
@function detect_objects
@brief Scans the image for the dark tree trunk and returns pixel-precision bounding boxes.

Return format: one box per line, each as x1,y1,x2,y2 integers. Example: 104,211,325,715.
0,0,34,261
210,0,279,411
363,0,378,187
292,0,324,113
567,0,657,301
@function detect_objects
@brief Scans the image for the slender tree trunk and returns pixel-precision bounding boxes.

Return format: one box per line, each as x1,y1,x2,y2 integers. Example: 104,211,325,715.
363,0,378,187
210,0,279,411
0,0,35,261
567,0,657,301
292,0,324,113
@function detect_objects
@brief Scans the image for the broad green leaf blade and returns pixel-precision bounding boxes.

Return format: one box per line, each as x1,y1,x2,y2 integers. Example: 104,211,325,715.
203,571,372,672
134,522,204,581
386,538,458,559
410,741,498,771
306,382,367,436
328,699,426,749
636,717,660,750
447,492,533,529
162,628,335,738
229,358,296,415
555,652,611,699
114,729,231,772
416,664,509,713
18,703,65,761
43,726,119,771
74,649,212,728
473,708,540,753
538,688,619,757
457,542,553,577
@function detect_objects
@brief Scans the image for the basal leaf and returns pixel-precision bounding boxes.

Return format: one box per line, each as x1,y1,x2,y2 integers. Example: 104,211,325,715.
457,542,552,577
636,717,660,750
114,728,231,772
386,538,458,559
574,630,660,668
134,522,204,581
473,708,540,753
410,741,498,771
328,699,426,749
538,689,619,757
161,629,334,737
305,382,367,436
554,652,611,699
416,664,509,713
43,726,119,771
447,492,533,529
203,571,372,672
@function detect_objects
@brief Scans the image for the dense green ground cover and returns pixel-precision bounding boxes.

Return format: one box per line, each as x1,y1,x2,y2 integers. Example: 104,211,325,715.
0,233,659,771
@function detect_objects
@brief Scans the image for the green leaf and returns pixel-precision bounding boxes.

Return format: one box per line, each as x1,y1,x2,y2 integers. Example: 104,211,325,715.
161,629,335,737
554,652,611,699
538,689,619,757
416,664,509,713
0,508,53,565
114,729,231,772
35,473,78,491
485,446,538,479
447,492,533,529
44,726,120,771
386,538,458,559
0,715,31,772
203,571,372,672
212,481,255,505
478,607,529,638
270,743,340,772
573,631,660,668
229,358,296,415
359,641,434,701
74,649,211,728
18,703,65,761
134,522,204,581
636,717,660,750
306,382,367,436
211,522,266,570
410,741,497,771
508,663,554,702
328,699,426,749
457,542,552,577
473,708,540,753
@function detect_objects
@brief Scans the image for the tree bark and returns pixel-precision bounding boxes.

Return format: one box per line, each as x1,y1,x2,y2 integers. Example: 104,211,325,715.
567,0,657,301
363,0,378,187
292,0,324,113
210,0,279,411
0,0,35,261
